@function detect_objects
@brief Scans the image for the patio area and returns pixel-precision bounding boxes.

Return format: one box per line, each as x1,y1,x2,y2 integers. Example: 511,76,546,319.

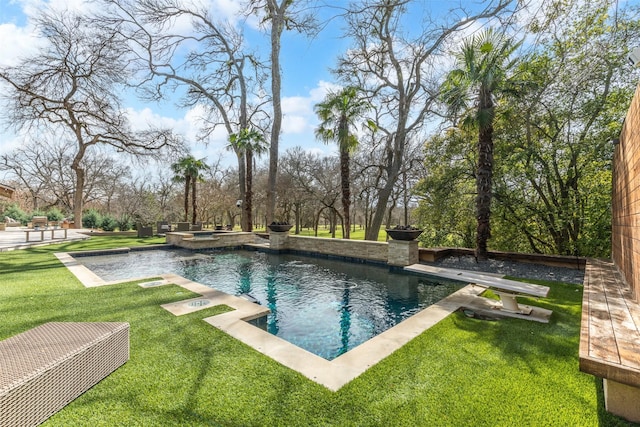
0,226,90,251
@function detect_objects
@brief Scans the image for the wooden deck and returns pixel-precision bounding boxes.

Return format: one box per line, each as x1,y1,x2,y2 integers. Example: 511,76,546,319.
579,259,640,387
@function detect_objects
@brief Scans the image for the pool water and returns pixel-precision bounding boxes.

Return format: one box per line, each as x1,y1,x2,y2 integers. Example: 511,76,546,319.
78,249,464,360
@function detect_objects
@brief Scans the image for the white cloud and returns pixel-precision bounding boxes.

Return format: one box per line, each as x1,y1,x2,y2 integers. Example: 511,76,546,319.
282,96,312,115
309,80,343,101
21,0,100,18
282,115,309,134
0,131,25,155
137,0,244,37
125,105,233,165
280,80,344,135
0,22,42,67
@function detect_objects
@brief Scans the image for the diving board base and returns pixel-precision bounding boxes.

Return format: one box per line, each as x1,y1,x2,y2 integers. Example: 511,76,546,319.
492,291,534,315
461,295,552,323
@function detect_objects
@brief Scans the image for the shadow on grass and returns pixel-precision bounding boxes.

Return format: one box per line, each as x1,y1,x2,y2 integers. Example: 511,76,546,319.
453,280,583,361
1,282,202,338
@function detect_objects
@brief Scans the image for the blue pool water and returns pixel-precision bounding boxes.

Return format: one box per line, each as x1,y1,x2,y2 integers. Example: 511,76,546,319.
78,249,464,360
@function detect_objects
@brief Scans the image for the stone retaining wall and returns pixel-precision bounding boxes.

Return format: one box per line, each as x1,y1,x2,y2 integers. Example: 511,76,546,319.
284,235,388,263
167,232,255,250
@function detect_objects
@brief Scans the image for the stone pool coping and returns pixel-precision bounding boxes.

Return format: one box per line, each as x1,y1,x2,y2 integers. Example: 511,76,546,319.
55,250,485,391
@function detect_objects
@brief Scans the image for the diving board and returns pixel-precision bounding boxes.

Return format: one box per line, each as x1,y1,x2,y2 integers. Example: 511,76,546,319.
405,264,551,321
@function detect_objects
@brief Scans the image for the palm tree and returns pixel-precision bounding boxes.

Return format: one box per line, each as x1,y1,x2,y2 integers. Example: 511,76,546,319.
441,29,522,260
315,86,371,239
171,155,209,224
229,128,267,232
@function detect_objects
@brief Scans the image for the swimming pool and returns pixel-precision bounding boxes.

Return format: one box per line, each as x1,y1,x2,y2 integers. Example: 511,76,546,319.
78,249,464,360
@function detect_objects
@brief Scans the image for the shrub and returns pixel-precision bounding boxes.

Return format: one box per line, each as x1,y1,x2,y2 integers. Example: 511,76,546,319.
46,207,65,222
82,209,103,229
1,204,27,224
101,214,118,232
117,216,133,231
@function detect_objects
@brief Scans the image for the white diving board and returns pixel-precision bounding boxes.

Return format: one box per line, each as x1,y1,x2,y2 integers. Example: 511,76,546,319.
405,264,551,319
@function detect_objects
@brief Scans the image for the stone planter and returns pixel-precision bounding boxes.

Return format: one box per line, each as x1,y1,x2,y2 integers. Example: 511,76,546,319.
268,224,293,232
385,229,424,241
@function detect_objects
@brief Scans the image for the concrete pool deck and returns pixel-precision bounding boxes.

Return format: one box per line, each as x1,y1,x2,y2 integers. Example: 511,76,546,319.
0,227,90,251
55,249,548,391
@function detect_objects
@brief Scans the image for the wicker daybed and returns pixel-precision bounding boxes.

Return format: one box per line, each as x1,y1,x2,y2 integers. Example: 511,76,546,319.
0,322,130,426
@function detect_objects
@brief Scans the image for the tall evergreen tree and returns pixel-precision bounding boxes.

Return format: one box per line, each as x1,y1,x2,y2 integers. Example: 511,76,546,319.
171,156,209,224
315,87,371,239
441,29,523,259
229,128,267,232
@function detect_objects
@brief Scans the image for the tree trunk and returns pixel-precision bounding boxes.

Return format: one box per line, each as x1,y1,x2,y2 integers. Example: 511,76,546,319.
367,164,408,240
72,165,85,229
244,148,253,232
294,202,301,234
476,123,494,260
71,148,86,229
191,177,197,224
330,209,337,238
237,151,248,231
266,8,284,225
365,129,407,240
340,147,351,239
183,176,190,222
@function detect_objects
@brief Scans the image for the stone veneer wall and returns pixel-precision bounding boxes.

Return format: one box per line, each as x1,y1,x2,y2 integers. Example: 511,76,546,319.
168,231,413,266
613,83,640,302
166,232,256,250
285,235,388,263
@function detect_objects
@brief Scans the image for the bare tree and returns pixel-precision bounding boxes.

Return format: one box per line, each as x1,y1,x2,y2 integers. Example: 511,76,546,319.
101,0,271,231
336,0,515,240
1,139,132,217
0,144,52,211
245,0,317,224
0,10,179,227
281,148,342,237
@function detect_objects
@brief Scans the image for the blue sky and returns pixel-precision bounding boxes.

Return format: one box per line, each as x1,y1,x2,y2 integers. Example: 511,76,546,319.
0,0,530,169
0,0,358,168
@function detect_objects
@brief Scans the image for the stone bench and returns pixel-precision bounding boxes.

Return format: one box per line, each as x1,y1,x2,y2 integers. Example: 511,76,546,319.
579,259,640,423
25,228,68,242
0,322,129,426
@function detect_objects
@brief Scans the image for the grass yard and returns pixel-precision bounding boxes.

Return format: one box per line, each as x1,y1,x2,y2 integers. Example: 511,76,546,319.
0,236,632,426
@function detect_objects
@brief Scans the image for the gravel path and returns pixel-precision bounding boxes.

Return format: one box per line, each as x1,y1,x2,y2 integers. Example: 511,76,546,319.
433,255,585,285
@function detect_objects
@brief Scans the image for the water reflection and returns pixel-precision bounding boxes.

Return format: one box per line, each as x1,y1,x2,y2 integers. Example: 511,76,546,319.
338,283,352,357
266,273,279,335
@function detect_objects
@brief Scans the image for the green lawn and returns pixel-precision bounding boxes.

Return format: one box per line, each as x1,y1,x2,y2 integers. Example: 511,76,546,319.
0,236,630,426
